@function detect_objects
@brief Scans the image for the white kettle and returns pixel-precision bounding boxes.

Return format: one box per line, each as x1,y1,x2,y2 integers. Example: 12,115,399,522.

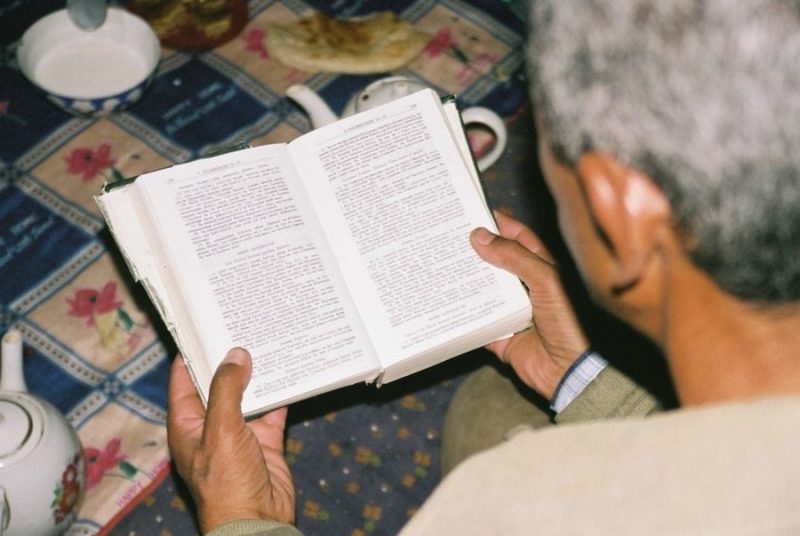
0,329,86,535
286,75,508,172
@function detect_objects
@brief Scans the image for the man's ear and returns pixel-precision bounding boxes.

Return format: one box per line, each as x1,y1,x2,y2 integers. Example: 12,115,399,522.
576,152,670,293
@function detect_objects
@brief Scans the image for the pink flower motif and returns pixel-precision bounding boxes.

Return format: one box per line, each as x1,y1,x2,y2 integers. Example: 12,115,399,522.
67,282,123,327
84,438,126,490
425,28,455,58
473,52,498,72
244,28,269,59
457,51,499,83
65,143,116,182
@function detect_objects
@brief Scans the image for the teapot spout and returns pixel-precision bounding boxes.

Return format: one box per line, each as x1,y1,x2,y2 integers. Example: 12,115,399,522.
286,84,338,129
1,329,28,393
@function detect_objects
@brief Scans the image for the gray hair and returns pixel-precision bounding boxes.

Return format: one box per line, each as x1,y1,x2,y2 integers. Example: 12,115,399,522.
528,0,800,303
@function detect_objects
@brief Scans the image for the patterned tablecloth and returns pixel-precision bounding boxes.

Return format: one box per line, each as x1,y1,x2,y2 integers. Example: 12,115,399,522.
1,1,533,534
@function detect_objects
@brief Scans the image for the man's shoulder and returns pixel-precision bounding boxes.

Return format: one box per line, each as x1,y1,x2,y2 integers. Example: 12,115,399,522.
403,396,800,536
516,394,800,484
616,393,800,436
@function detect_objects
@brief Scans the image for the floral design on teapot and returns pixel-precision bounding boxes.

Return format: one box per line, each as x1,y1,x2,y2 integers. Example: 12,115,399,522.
52,452,84,524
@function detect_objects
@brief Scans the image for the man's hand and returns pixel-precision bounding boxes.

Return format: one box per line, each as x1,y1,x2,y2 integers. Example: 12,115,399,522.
471,212,590,400
167,348,295,533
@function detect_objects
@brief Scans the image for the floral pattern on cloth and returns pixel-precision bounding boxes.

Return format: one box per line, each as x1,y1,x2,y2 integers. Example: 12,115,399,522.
64,143,127,185
243,28,269,59
67,282,146,356
424,25,501,82
1,1,527,534
84,438,142,491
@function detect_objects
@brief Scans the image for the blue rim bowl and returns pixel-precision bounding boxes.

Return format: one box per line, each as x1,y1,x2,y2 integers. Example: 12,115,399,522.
17,7,160,118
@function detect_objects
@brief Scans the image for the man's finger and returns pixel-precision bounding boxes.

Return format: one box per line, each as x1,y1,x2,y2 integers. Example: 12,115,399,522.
168,355,206,421
494,212,556,264
204,347,252,439
167,355,207,471
249,406,290,452
471,227,551,287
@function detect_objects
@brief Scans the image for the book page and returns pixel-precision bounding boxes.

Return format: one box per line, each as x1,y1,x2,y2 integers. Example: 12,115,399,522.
98,186,216,394
128,145,378,413
441,100,489,207
288,90,530,374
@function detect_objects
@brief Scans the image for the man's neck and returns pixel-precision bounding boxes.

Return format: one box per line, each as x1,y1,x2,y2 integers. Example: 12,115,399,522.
665,266,800,406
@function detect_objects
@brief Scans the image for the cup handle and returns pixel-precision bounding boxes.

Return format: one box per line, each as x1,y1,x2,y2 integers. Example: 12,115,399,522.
460,106,508,172
0,486,8,535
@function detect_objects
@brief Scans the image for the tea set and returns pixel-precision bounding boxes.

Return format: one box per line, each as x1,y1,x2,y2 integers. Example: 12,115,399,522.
287,76,507,172
17,3,508,171
9,3,512,533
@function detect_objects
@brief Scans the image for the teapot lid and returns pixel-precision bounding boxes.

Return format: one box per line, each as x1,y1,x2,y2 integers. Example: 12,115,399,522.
353,76,430,113
0,396,43,465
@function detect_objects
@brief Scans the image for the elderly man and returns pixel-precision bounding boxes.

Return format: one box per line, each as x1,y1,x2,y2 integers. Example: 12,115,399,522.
167,0,800,534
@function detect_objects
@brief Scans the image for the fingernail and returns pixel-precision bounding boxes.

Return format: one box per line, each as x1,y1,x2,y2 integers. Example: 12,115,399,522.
472,227,496,246
223,347,248,365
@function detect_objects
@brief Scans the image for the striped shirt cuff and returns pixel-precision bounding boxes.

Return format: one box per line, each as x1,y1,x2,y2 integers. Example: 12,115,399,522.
550,349,609,413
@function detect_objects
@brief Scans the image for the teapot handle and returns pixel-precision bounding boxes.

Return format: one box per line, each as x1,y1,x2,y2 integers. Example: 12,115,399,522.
0,486,8,535
460,107,508,172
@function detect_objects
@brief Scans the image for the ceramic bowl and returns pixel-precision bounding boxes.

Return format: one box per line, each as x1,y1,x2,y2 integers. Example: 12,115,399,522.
17,7,160,117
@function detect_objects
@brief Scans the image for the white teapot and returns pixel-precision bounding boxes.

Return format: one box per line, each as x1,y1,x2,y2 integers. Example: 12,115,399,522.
286,75,508,172
0,329,86,535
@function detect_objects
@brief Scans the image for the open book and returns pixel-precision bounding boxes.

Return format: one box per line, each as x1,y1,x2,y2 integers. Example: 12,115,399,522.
96,89,531,416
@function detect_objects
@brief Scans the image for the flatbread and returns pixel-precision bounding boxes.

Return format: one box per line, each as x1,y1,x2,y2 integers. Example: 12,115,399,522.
266,11,429,74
